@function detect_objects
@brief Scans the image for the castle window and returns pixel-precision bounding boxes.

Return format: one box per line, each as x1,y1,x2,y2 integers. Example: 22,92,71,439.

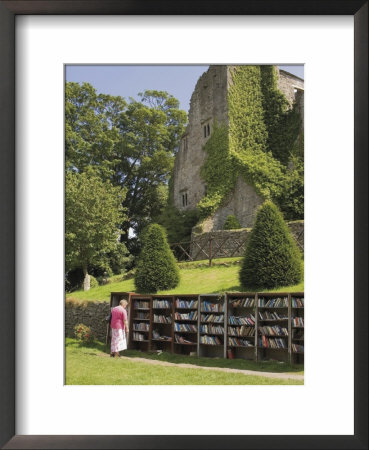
207,124,210,136
182,137,188,151
181,192,188,207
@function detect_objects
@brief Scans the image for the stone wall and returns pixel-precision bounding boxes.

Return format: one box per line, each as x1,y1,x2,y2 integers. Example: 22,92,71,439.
65,299,110,342
191,220,304,260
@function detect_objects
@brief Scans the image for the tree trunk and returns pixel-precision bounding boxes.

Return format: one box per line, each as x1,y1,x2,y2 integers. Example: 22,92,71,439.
82,265,90,291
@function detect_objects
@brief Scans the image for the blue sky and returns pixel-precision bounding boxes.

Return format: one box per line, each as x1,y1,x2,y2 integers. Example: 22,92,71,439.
66,65,304,113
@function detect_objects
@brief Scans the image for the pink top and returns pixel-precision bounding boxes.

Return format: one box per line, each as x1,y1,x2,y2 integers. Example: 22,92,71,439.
111,305,127,330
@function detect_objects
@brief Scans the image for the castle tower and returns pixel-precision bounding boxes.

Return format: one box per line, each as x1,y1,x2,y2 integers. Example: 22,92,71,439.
172,65,304,231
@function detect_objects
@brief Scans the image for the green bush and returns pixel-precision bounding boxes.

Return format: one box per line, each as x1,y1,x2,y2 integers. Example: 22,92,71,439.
134,224,180,293
239,201,303,290
223,215,241,230
74,323,94,343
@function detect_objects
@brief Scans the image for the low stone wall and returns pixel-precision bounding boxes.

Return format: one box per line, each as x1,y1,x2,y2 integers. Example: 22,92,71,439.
190,220,304,260
65,299,110,342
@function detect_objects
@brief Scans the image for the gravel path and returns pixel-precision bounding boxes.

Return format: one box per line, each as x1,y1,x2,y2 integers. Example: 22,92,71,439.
101,353,304,381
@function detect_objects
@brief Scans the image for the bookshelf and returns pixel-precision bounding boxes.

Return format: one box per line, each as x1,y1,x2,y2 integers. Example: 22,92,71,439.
256,293,290,363
290,293,304,364
129,296,152,351
151,295,174,353
198,294,226,358
226,293,256,361
173,295,199,355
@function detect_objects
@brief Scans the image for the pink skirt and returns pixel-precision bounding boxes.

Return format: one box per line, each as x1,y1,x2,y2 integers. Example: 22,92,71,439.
111,328,127,353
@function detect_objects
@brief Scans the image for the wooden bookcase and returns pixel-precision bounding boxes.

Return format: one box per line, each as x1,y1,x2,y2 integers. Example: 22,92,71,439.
256,293,290,363
108,291,304,364
226,293,256,361
150,295,174,353
173,295,199,355
129,295,152,351
290,293,304,364
198,294,226,358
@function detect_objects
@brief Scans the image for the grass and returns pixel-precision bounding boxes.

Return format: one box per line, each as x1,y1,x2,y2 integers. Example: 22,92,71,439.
65,339,303,385
66,257,304,302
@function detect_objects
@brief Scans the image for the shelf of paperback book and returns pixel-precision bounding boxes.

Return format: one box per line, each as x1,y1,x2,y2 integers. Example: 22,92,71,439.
173,295,199,355
150,295,174,352
129,296,152,351
290,294,304,364
198,294,226,358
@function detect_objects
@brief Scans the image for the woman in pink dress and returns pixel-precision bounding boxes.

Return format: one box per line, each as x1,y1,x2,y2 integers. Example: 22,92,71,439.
110,299,129,357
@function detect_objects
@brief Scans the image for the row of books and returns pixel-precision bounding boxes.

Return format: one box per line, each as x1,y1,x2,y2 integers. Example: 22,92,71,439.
153,314,172,324
229,297,255,308
174,335,196,344
292,343,304,353
153,299,172,309
200,324,224,334
258,297,288,308
201,300,224,312
133,300,149,309
133,332,146,341
174,323,197,332
292,317,304,327
228,315,255,326
133,312,150,320
133,323,149,331
259,312,288,321
174,311,198,321
228,337,254,347
228,325,255,337
259,336,288,349
152,329,171,341
201,314,224,323
200,335,222,345
291,297,304,307
175,298,198,309
258,325,288,336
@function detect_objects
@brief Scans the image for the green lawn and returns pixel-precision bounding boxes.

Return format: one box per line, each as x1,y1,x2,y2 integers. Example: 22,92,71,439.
66,257,304,302
66,339,303,385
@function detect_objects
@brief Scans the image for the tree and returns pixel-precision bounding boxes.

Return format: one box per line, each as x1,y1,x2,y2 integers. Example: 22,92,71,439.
239,201,303,290
134,224,180,293
65,83,187,252
65,170,127,290
223,215,241,230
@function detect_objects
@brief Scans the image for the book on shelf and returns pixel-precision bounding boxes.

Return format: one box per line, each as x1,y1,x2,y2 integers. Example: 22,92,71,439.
292,317,304,327
201,313,224,323
152,299,172,309
228,325,255,337
199,324,224,334
292,329,304,340
133,311,150,320
292,343,304,353
174,323,197,332
200,335,222,345
258,311,288,320
133,332,146,341
201,300,224,312
134,300,150,309
174,311,198,321
258,325,288,336
152,329,172,341
175,298,198,309
153,314,172,324
258,336,288,349
228,315,255,326
291,297,304,308
174,334,196,344
258,297,288,307
228,337,254,347
229,297,255,308
133,322,150,331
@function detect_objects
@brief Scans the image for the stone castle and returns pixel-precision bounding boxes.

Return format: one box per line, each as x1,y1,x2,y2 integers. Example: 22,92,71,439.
172,65,304,232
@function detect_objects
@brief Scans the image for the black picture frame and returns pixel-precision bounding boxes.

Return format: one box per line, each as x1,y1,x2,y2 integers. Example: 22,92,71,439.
0,1,367,449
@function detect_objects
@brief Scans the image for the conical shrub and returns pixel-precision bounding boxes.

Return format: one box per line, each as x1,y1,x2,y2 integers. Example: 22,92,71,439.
240,201,303,290
135,224,180,293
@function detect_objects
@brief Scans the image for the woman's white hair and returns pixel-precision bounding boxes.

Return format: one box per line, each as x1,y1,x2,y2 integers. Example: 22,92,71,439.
119,299,128,306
